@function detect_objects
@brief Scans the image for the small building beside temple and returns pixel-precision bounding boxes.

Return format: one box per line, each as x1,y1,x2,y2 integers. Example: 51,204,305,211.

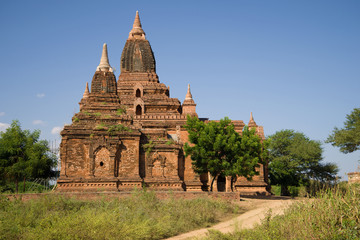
57,12,268,194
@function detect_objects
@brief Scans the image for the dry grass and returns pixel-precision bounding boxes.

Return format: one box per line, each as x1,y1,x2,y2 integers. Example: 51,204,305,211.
206,184,360,239
0,190,240,240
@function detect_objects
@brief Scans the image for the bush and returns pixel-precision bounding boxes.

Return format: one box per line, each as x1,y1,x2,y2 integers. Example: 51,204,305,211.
270,185,281,196
271,185,312,197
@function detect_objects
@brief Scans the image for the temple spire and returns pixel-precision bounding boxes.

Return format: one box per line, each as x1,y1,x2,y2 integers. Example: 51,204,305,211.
96,43,113,72
183,84,196,106
83,82,89,98
185,84,193,100
182,84,197,116
248,112,257,127
128,11,146,40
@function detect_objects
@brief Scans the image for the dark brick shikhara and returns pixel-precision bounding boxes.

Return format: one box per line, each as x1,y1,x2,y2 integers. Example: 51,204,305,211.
58,11,269,194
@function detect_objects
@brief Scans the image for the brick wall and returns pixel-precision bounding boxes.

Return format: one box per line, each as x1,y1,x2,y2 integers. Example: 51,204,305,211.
5,191,241,202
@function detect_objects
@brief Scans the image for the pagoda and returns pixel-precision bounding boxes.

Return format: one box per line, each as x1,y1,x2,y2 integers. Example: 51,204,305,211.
57,12,268,194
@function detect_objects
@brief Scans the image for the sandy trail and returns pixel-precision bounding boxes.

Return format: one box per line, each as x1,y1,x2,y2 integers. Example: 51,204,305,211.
166,198,295,240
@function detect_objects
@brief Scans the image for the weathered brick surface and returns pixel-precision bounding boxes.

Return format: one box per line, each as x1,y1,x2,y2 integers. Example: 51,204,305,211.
5,191,241,202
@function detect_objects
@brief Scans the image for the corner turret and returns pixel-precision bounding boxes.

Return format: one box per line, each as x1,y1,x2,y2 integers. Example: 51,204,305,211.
182,84,197,116
91,43,117,94
248,112,257,128
83,82,90,99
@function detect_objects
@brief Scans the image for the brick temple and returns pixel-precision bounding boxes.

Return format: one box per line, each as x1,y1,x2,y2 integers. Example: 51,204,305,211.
58,12,268,194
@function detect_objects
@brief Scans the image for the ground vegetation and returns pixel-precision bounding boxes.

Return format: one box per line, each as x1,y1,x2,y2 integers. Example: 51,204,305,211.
206,183,360,239
0,190,240,240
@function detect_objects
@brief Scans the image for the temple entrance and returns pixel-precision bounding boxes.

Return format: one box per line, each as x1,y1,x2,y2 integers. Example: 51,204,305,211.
136,105,142,115
217,175,226,192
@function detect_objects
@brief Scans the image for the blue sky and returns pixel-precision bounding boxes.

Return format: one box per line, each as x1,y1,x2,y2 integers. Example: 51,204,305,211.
0,1,359,179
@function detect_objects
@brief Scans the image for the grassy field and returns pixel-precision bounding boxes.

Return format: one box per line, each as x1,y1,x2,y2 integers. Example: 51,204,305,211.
0,190,241,240
206,184,360,240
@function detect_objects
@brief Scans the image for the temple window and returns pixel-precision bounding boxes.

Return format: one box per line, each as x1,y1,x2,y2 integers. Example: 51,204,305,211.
136,105,142,115
136,89,141,97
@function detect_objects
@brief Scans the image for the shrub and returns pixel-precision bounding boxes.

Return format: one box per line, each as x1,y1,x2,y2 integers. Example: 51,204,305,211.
166,139,176,145
107,124,131,133
270,185,281,196
143,141,155,157
116,107,127,116
95,123,106,130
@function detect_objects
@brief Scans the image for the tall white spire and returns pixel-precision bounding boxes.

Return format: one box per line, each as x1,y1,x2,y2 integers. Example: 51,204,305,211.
96,43,113,72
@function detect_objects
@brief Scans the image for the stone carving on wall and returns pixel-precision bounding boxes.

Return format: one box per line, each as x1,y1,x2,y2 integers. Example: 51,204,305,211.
125,146,136,162
94,147,110,177
147,151,166,178
176,125,181,144
89,136,122,177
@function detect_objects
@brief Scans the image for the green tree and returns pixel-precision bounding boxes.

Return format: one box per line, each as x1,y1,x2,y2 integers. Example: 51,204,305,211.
0,120,57,193
184,116,264,191
268,129,338,196
326,108,360,153
224,126,267,191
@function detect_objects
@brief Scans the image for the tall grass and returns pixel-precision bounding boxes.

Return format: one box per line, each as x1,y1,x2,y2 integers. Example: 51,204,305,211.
0,190,240,240
206,184,360,239
0,181,53,193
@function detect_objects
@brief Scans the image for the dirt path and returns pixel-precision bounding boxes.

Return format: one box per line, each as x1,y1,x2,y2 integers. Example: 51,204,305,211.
166,198,296,240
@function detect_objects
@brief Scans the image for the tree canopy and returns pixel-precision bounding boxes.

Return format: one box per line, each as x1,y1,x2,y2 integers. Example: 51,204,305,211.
326,108,360,154
183,116,265,191
0,120,57,192
268,129,338,195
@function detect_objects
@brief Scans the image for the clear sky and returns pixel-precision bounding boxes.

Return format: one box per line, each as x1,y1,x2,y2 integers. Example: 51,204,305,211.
0,1,359,180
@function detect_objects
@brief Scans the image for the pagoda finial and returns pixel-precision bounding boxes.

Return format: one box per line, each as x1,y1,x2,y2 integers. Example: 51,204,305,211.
83,82,90,98
248,112,257,127
182,84,197,115
96,43,113,72
128,11,146,40
134,11,142,28
185,84,193,100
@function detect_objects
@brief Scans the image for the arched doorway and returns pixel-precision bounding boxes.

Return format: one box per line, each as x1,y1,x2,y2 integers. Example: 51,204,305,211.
136,89,141,98
136,105,142,116
217,175,226,192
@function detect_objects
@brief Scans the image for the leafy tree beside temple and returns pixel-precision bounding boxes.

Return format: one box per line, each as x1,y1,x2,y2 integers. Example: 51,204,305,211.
184,116,265,191
0,120,57,193
268,129,338,196
327,108,360,154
